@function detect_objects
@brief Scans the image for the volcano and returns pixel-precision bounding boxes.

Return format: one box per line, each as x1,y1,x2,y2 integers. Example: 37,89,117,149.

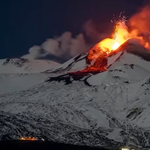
47,38,150,85
1,17,150,149
0,58,60,74
1,38,150,149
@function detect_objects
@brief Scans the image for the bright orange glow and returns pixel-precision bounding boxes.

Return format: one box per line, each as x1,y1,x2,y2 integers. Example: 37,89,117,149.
70,16,150,75
20,137,38,141
128,5,150,50
20,137,25,140
99,20,130,53
87,20,130,66
112,21,129,46
98,38,120,53
112,42,119,50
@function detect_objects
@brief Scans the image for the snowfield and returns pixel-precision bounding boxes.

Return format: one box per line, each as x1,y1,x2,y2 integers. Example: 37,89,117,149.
0,58,60,73
1,40,150,149
0,73,51,94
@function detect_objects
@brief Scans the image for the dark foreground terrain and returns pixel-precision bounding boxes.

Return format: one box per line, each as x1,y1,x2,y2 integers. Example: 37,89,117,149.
0,141,118,150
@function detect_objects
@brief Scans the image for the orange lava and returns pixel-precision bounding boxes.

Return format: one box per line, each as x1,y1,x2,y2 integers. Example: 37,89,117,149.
88,19,130,63
20,137,38,141
70,16,150,75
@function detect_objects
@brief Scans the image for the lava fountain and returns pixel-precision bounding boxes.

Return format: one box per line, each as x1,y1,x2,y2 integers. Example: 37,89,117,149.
70,15,149,75
87,18,130,62
85,18,131,73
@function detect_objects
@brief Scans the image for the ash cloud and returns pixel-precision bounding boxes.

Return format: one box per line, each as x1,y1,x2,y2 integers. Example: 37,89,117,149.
19,1,150,63
22,20,111,63
128,2,150,49
22,32,89,63
22,46,44,60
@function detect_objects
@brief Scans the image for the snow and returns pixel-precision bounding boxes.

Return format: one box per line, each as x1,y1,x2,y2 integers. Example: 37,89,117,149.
107,51,123,67
1,40,150,148
70,59,86,71
109,51,150,72
2,103,28,114
0,58,60,74
0,73,50,94
83,107,109,128
107,128,123,142
108,64,150,81
87,71,108,85
49,52,88,72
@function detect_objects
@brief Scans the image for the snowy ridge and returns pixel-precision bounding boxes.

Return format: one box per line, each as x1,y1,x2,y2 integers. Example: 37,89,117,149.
0,58,60,73
47,52,88,73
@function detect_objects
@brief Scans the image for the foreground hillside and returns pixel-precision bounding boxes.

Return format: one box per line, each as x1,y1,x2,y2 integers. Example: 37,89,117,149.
0,40,150,149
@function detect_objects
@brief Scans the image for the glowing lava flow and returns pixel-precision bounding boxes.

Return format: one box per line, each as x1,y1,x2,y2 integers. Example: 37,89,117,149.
20,137,38,141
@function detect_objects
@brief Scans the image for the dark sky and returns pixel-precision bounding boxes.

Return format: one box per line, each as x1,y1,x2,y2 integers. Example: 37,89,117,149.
0,0,146,59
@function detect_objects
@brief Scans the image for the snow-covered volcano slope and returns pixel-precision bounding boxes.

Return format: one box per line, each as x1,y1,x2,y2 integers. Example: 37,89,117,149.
48,39,150,84
0,58,60,73
1,39,150,149
108,39,150,71
48,39,150,74
0,58,59,94
0,73,52,94
46,52,88,73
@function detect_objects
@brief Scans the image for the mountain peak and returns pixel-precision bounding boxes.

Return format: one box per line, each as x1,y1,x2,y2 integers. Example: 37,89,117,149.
0,58,60,74
114,38,150,61
3,58,29,67
49,38,150,76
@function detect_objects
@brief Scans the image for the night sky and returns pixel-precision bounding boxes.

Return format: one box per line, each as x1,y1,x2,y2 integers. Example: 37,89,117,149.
0,0,147,60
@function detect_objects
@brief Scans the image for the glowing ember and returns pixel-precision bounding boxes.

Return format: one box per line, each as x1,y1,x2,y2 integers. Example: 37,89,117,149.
20,137,38,141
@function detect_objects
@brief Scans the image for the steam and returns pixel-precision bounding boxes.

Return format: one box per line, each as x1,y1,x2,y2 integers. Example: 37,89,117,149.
22,32,88,63
22,46,43,60
128,3,150,49
22,20,113,63
22,3,150,63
